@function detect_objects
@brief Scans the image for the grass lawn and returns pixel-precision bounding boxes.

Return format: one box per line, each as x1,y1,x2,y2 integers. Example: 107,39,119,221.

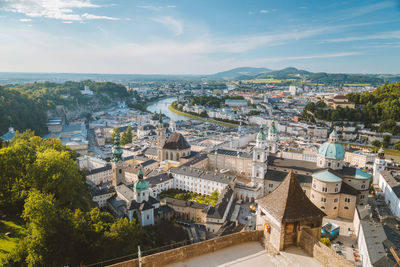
0,219,26,260
159,189,219,206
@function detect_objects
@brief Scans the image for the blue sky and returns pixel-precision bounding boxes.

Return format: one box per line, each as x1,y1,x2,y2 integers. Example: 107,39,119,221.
0,0,399,74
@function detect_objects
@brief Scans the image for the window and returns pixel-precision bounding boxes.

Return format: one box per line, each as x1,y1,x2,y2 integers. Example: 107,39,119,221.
334,198,338,203
328,162,331,167
361,185,366,189
322,187,328,192
360,195,365,199
257,155,260,160
344,206,349,210
334,207,337,210
313,183,316,189
119,169,122,174
147,215,150,220
344,198,351,203
269,184,274,188
337,162,340,167
321,197,327,202
321,206,325,209
335,188,338,192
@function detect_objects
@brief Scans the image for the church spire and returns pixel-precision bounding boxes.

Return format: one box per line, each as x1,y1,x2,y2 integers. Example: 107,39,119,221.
112,131,123,162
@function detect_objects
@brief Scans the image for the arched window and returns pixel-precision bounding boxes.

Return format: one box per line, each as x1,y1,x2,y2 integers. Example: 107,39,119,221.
257,155,260,160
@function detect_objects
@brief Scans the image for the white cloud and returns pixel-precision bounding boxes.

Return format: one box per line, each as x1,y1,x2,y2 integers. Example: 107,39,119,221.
153,16,183,36
19,18,32,22
260,10,269,14
1,0,119,21
137,5,176,11
82,13,120,20
324,30,400,43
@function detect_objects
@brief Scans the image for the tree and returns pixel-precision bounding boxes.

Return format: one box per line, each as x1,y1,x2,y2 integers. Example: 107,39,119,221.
199,110,209,118
394,143,400,151
372,140,381,147
111,128,120,142
383,135,391,148
120,127,133,146
18,190,75,266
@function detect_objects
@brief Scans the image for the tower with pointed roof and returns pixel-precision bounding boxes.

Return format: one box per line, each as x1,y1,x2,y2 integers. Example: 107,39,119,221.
267,121,277,153
134,167,149,203
157,111,166,162
112,131,125,187
252,125,268,191
373,146,386,184
256,170,325,251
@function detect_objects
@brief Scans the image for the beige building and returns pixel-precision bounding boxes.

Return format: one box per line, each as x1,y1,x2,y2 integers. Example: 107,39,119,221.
207,149,253,177
163,197,208,223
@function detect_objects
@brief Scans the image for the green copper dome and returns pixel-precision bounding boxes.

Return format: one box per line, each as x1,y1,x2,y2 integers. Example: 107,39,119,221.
135,179,148,191
318,129,344,159
134,168,148,191
268,122,277,134
257,126,266,141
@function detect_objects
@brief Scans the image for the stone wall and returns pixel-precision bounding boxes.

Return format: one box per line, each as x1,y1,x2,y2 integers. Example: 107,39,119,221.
300,229,354,267
109,230,263,267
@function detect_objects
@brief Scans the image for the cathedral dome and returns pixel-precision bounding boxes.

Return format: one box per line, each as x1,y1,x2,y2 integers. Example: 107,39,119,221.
318,130,345,159
135,179,148,191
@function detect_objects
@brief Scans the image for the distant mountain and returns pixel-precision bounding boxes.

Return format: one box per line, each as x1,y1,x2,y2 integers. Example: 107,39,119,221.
267,67,311,76
209,67,271,79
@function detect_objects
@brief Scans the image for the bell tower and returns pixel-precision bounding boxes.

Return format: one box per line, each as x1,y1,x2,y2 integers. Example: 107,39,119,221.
373,146,386,184
157,111,166,161
252,126,268,193
112,131,125,187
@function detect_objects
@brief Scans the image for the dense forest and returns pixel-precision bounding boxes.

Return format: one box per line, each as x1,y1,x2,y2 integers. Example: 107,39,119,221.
0,132,184,266
302,83,400,135
0,81,129,136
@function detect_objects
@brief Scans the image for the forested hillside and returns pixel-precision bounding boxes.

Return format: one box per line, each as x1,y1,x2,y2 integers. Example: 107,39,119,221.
0,81,129,136
302,82,400,135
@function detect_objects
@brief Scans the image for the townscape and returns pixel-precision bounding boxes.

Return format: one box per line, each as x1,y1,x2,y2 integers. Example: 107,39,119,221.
1,1,400,266
2,77,400,266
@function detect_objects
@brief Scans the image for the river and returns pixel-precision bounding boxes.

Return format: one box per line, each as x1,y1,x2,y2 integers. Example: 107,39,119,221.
147,97,190,121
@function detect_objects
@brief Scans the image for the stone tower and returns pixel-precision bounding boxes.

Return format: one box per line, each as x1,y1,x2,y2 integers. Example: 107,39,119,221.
373,146,386,184
252,125,268,191
157,111,166,161
112,131,125,187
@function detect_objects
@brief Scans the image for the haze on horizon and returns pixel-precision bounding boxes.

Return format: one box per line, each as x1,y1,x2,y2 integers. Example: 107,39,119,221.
0,0,399,75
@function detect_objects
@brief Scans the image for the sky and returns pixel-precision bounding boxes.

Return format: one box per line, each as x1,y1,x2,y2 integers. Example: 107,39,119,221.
0,0,399,74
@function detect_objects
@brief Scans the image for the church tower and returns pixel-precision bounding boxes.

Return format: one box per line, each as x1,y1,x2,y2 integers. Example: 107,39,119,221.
169,120,176,133
373,146,386,184
112,131,125,187
157,111,166,162
252,126,268,190
267,121,278,153
134,168,149,203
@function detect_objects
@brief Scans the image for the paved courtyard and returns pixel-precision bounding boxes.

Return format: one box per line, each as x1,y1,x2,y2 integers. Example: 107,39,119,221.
166,242,323,267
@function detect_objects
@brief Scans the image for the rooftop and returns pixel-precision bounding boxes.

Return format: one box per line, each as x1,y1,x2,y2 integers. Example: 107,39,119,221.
257,170,326,223
169,166,236,185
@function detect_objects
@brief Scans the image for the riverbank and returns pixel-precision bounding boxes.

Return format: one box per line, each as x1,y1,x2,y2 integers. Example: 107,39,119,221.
168,105,239,128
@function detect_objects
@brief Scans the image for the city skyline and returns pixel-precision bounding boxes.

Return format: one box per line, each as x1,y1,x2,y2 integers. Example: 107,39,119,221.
0,0,399,74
